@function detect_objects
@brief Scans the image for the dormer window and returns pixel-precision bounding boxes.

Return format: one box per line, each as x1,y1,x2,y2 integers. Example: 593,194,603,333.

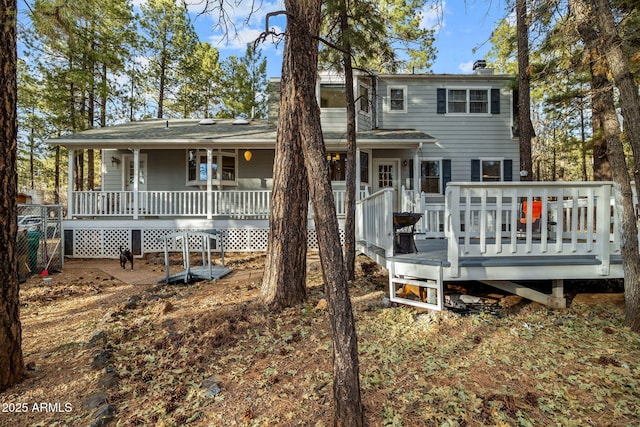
320,84,346,108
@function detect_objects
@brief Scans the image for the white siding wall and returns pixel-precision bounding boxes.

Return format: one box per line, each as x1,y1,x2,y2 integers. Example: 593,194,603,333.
320,108,347,132
375,76,519,182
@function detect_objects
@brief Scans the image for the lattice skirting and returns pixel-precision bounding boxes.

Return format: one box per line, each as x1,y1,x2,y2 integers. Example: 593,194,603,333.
64,221,345,258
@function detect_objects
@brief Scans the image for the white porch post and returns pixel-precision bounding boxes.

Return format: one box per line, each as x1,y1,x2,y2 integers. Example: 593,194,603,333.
67,149,75,219
133,148,139,219
413,146,420,194
207,148,213,220
356,148,361,200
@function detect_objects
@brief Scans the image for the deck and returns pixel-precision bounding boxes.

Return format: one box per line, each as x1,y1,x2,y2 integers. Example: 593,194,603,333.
356,182,627,311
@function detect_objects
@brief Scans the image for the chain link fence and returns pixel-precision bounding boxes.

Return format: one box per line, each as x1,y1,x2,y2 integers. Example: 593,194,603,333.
17,204,64,282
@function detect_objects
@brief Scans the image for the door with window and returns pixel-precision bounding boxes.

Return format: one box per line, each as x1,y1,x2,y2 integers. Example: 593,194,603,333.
373,159,400,210
124,155,147,191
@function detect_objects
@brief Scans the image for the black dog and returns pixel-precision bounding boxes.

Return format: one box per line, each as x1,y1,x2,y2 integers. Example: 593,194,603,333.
119,246,134,271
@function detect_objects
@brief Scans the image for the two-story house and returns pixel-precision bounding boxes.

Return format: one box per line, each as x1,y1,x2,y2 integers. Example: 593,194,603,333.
51,62,518,259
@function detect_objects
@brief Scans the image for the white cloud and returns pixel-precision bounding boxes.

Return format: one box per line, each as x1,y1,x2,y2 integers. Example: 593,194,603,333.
420,1,446,33
458,61,474,73
208,25,284,51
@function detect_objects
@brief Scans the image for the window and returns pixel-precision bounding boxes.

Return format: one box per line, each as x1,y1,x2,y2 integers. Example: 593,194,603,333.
187,149,237,186
445,88,490,114
388,86,407,113
359,85,369,113
360,151,369,184
327,152,347,181
421,160,441,193
481,160,502,181
469,89,489,113
447,89,467,113
320,84,346,108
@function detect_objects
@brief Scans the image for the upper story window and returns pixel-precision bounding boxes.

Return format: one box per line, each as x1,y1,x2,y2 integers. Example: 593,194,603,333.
359,85,370,113
447,90,467,113
320,84,346,108
469,89,489,113
438,88,500,115
447,88,488,114
388,85,407,113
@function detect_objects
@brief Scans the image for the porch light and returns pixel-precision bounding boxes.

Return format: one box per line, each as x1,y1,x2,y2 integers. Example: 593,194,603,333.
243,149,252,162
111,156,120,167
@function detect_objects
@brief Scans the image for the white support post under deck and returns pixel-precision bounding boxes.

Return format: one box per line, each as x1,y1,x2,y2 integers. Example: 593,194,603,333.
67,149,74,219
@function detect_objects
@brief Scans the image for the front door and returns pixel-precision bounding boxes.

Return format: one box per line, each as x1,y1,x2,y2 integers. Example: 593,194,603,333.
373,159,400,210
123,154,147,192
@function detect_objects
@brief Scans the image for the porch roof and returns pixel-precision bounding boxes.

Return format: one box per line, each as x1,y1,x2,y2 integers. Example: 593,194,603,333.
48,119,435,149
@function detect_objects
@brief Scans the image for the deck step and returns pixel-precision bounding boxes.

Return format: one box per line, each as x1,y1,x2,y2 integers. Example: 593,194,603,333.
388,261,443,311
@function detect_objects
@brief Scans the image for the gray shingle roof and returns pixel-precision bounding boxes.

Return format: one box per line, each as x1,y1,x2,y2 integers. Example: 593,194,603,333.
50,118,435,149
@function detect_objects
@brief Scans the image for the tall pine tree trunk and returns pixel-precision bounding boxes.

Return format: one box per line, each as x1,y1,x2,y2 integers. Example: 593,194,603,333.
284,0,364,424
592,0,640,331
590,57,611,181
516,0,533,180
260,45,309,309
0,0,24,390
340,0,357,282
598,82,640,333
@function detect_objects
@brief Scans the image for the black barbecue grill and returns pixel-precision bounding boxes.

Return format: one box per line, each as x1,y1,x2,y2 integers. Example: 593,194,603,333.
393,212,423,254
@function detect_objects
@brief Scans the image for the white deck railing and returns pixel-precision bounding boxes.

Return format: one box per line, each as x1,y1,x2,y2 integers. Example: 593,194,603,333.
71,189,359,219
356,188,394,256
444,182,617,277
370,182,621,277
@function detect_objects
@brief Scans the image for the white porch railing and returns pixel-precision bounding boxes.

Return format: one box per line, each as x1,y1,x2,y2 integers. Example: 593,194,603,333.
71,189,360,219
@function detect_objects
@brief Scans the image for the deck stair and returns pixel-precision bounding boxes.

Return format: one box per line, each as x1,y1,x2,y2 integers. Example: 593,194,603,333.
388,260,444,310
159,230,231,283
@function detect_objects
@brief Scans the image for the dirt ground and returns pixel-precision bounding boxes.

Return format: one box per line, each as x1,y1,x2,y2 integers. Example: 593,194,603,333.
1,252,639,427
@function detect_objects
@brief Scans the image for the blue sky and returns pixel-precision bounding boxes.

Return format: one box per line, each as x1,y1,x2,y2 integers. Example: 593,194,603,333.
186,0,511,77
17,0,510,77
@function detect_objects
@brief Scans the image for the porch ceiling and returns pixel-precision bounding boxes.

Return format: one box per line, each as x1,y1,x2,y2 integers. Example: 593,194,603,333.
48,118,436,150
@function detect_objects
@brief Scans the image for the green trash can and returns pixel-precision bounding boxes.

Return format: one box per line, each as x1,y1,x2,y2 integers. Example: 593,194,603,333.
27,230,40,273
